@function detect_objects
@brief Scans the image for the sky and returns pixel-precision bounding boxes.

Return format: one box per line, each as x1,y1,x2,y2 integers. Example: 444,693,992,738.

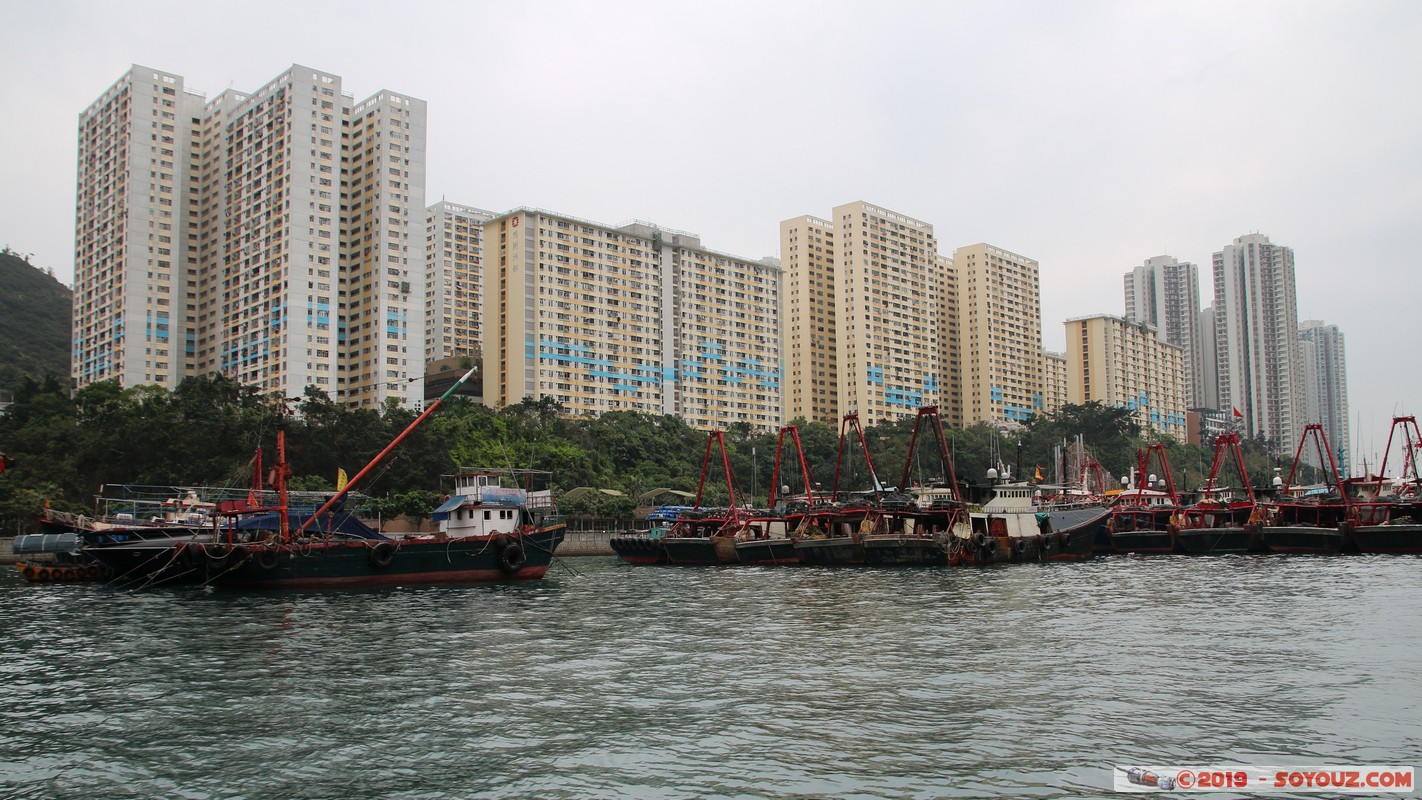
3,0,1420,465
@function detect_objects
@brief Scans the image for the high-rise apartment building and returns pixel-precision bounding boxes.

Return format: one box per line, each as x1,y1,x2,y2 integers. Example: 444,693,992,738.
780,202,946,428
1124,255,1204,407
425,202,496,364
780,215,838,425
73,66,204,389
1196,305,1218,409
1298,320,1350,472
1213,233,1303,451
956,243,1043,425
482,208,781,431
833,202,942,426
1042,350,1068,415
937,253,963,427
1064,314,1189,440
73,64,427,408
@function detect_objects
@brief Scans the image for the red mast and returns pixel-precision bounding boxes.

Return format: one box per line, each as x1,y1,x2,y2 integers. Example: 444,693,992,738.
768,425,816,507
830,412,882,502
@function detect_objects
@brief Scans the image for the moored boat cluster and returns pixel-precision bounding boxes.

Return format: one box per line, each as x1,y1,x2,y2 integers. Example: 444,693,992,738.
612,411,1422,567
612,407,1109,568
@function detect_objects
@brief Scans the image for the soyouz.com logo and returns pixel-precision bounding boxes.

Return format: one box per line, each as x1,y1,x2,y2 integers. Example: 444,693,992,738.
1113,765,1413,793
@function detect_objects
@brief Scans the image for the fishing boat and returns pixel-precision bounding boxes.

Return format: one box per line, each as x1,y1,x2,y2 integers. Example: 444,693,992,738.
734,425,815,566
609,506,683,565
1343,415,1422,554
1257,424,1351,554
948,467,1109,565
660,430,742,566
860,406,963,567
1175,433,1265,554
1107,444,1182,554
209,469,564,589
86,365,565,589
793,412,879,566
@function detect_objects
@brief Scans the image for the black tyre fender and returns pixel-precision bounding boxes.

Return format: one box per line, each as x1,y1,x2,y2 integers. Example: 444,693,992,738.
369,541,397,568
257,549,280,571
498,541,526,573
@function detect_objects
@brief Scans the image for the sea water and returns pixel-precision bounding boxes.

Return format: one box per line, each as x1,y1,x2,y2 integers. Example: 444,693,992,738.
2,555,1418,799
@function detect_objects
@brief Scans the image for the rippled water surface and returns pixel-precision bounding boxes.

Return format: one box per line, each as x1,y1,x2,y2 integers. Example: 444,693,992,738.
2,555,1420,799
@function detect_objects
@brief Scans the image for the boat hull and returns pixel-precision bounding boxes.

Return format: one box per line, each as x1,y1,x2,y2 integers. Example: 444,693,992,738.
735,537,800,566
1175,526,1263,554
1257,525,1348,554
662,535,739,565
1110,529,1177,554
793,536,865,565
609,534,668,565
83,534,216,587
209,526,565,589
1346,523,1422,554
860,536,944,567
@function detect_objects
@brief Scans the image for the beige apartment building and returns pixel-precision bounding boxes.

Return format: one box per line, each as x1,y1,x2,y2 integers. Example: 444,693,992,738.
781,202,946,428
936,253,964,428
482,209,781,432
73,65,427,408
1042,350,1068,415
425,202,497,364
1064,314,1188,440
955,243,1043,426
779,215,838,425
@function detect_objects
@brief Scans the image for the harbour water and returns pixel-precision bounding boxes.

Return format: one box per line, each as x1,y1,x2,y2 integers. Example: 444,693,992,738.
2,555,1419,799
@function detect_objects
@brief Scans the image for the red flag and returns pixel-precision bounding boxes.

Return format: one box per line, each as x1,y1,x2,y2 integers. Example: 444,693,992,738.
1232,407,1244,418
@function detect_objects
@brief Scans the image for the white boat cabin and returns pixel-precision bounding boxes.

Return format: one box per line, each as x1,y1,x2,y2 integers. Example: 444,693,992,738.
1112,489,1175,508
432,473,536,538
967,482,1051,538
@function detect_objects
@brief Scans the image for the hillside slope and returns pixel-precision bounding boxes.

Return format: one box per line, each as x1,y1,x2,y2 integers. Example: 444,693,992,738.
0,249,71,391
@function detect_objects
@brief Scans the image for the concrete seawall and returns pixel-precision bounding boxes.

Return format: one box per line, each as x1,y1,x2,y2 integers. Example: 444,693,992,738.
557,530,616,557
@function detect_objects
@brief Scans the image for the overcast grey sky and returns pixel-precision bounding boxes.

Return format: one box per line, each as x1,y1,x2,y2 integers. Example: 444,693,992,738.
3,1,1419,466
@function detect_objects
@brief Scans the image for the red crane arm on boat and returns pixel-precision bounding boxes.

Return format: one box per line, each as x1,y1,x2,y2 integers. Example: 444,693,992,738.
293,365,477,537
768,426,817,507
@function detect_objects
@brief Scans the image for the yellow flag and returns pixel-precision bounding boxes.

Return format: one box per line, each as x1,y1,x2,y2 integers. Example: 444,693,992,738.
336,468,348,491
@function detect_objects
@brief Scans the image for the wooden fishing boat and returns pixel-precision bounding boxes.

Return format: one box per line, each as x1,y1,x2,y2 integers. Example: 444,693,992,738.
1258,424,1351,554
1345,416,1422,554
1107,444,1182,554
1175,433,1265,554
794,412,879,566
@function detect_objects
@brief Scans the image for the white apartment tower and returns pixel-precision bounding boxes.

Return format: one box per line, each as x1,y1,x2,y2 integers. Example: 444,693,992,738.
426,202,497,364
1213,233,1303,450
482,209,781,432
1124,255,1204,407
73,66,205,388
1197,305,1219,409
1298,320,1350,473
73,64,428,408
956,243,1043,425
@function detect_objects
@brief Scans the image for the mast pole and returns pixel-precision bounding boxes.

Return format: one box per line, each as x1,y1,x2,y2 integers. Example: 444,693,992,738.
294,366,477,536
